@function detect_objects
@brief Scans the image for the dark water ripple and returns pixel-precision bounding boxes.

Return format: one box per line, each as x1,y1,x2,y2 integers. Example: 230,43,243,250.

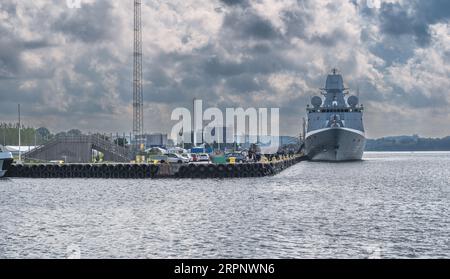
0,152,449,258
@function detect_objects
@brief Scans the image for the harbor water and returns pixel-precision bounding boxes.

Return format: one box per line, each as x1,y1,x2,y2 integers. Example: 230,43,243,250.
0,152,448,258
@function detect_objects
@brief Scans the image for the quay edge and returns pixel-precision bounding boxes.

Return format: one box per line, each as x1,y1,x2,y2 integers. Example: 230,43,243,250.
5,155,307,179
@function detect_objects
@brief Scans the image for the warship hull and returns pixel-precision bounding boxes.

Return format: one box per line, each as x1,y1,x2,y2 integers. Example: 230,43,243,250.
305,127,366,161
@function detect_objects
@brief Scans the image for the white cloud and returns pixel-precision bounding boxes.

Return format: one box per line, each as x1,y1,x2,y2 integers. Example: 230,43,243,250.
0,0,449,138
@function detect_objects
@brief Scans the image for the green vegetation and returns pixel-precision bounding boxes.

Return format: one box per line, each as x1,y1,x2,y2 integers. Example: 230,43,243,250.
366,135,450,151
0,123,48,146
0,123,83,146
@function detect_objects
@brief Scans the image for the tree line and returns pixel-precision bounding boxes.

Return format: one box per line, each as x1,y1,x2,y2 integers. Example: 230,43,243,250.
0,123,46,146
0,123,129,147
366,136,450,151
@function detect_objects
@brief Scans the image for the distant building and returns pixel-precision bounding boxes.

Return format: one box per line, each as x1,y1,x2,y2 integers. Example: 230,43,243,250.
145,133,168,148
198,126,234,145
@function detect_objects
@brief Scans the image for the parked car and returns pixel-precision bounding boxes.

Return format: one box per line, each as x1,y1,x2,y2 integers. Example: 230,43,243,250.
180,153,192,162
190,153,198,162
197,153,210,162
166,153,190,164
148,153,189,164
225,153,247,163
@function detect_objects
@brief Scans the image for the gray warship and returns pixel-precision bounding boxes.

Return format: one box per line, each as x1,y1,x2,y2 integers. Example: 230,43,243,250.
305,69,366,161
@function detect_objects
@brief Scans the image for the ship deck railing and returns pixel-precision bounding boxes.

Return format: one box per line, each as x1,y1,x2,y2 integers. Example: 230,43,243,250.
307,107,364,113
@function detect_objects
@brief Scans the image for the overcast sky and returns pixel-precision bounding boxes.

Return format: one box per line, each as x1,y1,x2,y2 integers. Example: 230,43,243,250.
0,0,449,138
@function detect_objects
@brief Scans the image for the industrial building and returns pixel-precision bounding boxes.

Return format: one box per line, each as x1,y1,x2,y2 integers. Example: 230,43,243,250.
145,133,168,148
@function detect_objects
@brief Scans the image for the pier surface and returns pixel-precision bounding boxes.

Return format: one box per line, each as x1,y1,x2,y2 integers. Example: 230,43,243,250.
5,156,306,179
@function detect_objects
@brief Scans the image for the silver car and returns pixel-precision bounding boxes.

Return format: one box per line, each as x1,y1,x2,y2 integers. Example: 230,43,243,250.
166,153,190,164
197,153,210,162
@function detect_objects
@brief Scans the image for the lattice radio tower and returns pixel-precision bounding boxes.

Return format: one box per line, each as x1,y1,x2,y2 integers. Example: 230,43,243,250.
133,0,144,150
